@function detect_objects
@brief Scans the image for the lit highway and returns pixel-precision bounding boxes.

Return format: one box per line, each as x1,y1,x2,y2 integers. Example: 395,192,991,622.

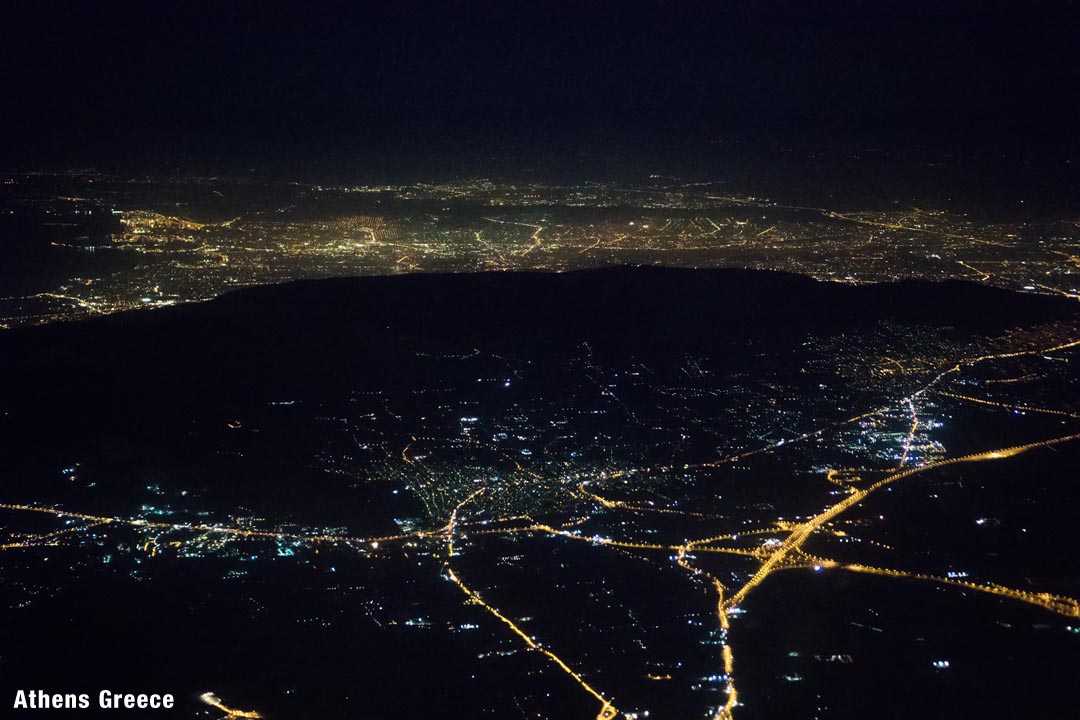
2,257,1079,718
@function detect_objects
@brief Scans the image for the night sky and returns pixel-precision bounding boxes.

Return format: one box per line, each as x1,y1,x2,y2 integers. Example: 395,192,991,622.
2,1,1077,181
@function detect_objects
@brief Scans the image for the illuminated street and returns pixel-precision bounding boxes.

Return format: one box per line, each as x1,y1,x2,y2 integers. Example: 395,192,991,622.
2,4,1077,718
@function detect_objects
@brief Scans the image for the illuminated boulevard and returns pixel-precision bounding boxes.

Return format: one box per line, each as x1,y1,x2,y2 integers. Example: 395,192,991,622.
2,270,1079,719
4,414,1079,719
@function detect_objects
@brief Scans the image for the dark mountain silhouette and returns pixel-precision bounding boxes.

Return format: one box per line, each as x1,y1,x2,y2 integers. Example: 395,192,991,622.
2,268,1076,403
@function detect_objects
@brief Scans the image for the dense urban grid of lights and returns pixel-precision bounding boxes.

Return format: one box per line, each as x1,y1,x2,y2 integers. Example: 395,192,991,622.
2,173,1079,328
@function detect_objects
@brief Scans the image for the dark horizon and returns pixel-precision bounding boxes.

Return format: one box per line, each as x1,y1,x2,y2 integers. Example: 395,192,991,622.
3,2,1078,179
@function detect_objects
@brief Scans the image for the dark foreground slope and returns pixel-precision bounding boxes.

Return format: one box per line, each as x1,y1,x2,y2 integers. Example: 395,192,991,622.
2,267,1076,399
1,267,1075,495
